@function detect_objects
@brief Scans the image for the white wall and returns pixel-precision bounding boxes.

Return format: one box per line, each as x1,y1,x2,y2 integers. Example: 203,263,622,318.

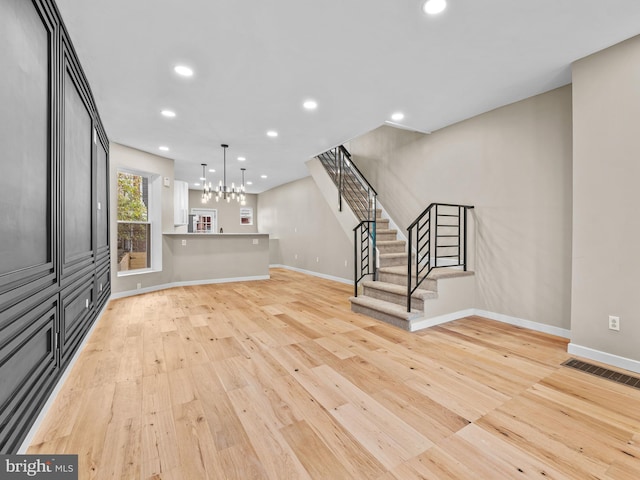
571,35,640,363
110,143,174,294
258,176,354,282
187,189,258,234
350,86,573,330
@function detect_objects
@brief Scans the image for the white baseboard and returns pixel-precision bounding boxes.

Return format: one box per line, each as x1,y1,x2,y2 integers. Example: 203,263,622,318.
567,343,640,374
473,309,571,339
18,301,110,453
270,264,352,285
410,308,571,338
110,275,270,299
410,309,475,331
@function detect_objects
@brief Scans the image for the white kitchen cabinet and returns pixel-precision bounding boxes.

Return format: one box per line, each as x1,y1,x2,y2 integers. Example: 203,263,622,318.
174,180,189,225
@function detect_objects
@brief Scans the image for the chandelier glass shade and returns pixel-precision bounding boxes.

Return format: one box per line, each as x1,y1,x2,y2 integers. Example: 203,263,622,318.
240,168,247,206
201,163,212,203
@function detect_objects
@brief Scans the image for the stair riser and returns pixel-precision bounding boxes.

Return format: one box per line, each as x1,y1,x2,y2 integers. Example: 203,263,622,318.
378,256,410,268
376,232,397,242
362,286,425,310
350,303,411,331
377,244,406,254
378,272,438,291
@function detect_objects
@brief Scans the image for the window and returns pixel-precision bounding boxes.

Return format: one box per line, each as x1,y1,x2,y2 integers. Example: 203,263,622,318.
191,208,217,233
240,207,253,225
117,171,152,273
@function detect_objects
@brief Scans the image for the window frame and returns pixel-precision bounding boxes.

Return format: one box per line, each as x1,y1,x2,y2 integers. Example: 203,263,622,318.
116,168,162,276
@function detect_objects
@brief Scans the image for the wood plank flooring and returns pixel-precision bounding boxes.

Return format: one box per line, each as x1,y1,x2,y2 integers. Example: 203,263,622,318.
28,268,640,479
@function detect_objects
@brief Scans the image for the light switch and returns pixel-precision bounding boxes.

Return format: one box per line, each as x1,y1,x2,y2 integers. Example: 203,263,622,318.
164,177,170,187
252,239,259,245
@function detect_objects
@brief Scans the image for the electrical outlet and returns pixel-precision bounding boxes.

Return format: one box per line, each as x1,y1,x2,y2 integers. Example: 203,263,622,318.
294,254,298,260
253,238,259,245
608,315,620,331
182,239,187,246
344,260,348,267
137,283,142,290
316,257,319,263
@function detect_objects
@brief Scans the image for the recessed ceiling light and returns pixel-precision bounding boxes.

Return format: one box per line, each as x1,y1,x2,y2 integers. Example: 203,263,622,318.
199,176,206,181
267,130,278,138
246,181,253,185
161,109,176,118
261,175,268,179
423,0,446,15
193,182,201,187
237,156,246,161
159,146,169,151
391,112,405,121
208,168,215,173
303,99,318,110
174,65,193,77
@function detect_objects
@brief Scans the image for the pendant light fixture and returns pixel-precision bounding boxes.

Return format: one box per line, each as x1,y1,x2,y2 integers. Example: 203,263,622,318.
201,163,212,203
215,144,240,203
240,168,247,206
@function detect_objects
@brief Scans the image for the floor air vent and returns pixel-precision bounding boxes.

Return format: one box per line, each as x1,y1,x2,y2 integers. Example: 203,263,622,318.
562,358,640,390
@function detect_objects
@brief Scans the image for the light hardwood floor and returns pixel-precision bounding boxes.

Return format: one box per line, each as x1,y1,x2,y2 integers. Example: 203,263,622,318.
28,268,640,479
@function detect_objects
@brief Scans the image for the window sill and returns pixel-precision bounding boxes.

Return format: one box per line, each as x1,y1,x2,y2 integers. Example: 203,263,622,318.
117,268,160,277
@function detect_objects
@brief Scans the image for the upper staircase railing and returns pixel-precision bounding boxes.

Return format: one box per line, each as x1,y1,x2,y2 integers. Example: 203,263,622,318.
317,145,377,295
407,203,474,311
317,146,377,222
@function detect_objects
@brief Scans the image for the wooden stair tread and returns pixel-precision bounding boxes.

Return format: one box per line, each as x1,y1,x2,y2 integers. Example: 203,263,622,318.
349,295,423,320
361,281,437,299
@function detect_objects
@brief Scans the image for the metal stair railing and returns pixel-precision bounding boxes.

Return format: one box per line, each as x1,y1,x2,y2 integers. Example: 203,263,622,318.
353,220,377,297
317,145,378,295
317,146,377,222
406,203,474,312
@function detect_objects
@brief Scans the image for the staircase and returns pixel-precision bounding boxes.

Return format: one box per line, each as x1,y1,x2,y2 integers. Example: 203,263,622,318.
314,146,475,332
349,209,473,330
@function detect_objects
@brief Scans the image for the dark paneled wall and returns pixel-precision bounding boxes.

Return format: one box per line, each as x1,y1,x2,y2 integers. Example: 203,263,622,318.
0,0,110,453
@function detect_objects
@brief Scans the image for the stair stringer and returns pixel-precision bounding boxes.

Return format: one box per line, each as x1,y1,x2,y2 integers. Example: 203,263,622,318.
408,274,476,331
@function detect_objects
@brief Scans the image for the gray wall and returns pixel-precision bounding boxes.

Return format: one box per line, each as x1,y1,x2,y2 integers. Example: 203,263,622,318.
258,176,354,281
110,143,175,294
349,86,573,330
168,235,268,282
571,35,640,362
187,189,258,233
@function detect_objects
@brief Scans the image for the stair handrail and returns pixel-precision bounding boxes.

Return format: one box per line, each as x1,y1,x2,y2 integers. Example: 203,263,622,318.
353,220,377,297
407,203,474,312
317,145,377,221
317,145,378,294
338,146,377,197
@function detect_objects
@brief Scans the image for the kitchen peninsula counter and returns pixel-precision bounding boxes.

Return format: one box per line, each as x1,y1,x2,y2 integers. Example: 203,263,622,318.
163,232,269,284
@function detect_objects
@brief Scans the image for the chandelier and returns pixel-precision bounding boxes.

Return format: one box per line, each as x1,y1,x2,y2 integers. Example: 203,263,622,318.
215,144,241,203
201,163,212,203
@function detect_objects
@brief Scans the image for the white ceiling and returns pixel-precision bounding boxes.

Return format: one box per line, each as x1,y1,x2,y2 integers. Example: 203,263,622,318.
56,0,640,194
